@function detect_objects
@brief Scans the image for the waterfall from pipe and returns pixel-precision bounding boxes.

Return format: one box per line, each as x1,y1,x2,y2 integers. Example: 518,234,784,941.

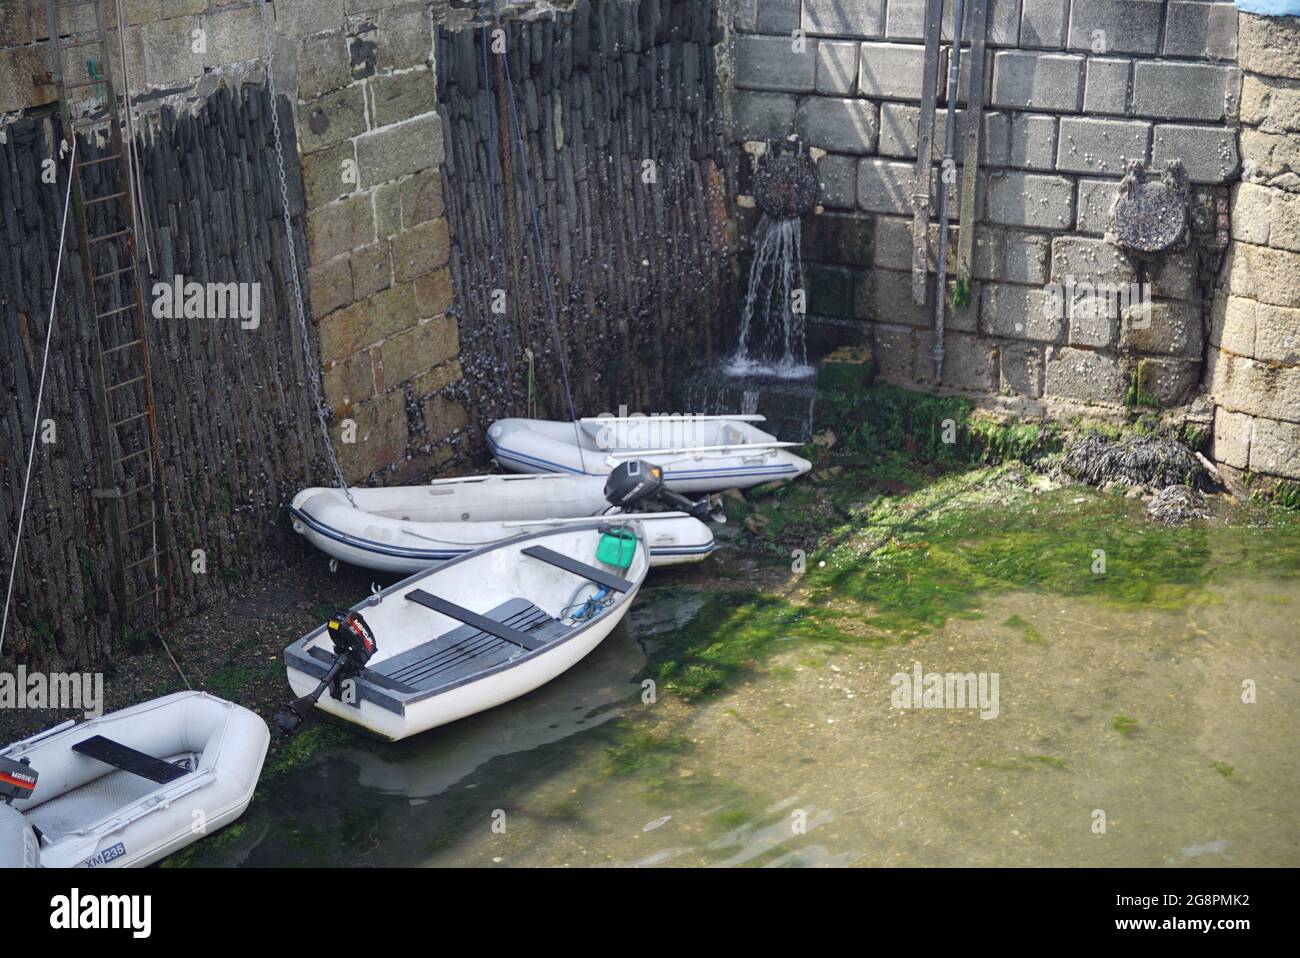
726,213,811,379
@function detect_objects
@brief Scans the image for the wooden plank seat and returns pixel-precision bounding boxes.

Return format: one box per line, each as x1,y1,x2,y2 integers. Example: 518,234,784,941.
404,590,545,651
71,735,189,784
520,545,634,593
370,597,568,692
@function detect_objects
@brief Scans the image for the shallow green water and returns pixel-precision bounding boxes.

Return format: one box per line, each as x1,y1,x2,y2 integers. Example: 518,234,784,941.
176,484,1300,867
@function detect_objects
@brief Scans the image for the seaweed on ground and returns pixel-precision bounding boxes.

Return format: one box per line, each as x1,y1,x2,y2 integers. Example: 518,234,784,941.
1147,485,1209,525
1061,431,1204,490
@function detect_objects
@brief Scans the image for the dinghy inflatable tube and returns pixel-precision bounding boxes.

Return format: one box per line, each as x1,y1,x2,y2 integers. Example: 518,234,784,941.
1,692,268,868
486,417,812,494
290,483,714,574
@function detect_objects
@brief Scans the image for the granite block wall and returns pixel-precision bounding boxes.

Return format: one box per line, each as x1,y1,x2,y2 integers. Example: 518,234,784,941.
0,0,737,663
3,1,469,488
1,1,468,662
730,0,1242,416
1210,12,1300,490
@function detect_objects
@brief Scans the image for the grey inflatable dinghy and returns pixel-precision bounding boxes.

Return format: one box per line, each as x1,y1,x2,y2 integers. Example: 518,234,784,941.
0,691,268,868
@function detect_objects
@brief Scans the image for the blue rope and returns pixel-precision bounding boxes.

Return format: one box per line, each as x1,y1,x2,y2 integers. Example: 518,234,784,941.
489,0,587,473
478,2,510,402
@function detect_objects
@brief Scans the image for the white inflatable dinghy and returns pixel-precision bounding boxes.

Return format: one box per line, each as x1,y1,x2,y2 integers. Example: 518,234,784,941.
487,415,812,493
289,472,715,574
0,691,268,868
281,520,649,741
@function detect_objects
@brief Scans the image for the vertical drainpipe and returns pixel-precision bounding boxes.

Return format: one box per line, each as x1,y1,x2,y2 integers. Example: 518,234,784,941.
932,0,967,382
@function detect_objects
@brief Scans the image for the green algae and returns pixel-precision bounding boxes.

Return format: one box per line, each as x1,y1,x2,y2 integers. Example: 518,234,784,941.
599,723,768,832
817,383,1062,470
999,610,1056,641
604,725,694,776
1271,480,1300,511
160,822,248,868
261,722,348,781
203,662,279,700
643,591,841,700
169,723,351,864
813,485,1300,629
648,469,1300,705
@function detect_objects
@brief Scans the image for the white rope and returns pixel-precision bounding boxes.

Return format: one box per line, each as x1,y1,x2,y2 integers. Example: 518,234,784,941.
0,137,78,658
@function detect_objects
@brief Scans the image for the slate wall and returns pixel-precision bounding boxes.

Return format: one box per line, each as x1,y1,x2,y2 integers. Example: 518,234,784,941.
0,88,328,665
436,0,734,439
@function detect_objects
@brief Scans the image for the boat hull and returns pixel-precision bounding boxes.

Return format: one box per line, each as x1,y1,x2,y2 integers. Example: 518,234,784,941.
286,583,636,740
284,522,650,741
487,417,811,493
2,692,268,868
289,481,714,573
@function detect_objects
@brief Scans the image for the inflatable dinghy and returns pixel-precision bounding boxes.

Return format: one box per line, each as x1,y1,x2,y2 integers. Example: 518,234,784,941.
0,691,268,868
290,472,715,574
281,520,649,741
487,415,812,494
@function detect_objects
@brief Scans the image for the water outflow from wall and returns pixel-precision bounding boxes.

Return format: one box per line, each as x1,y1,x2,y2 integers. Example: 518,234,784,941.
726,140,820,380
727,213,811,378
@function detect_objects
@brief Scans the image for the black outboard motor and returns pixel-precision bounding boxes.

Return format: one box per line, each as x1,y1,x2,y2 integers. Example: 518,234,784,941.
275,610,377,733
604,460,724,524
0,756,37,804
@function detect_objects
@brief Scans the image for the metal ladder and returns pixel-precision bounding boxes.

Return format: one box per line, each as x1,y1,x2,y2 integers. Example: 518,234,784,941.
44,0,171,630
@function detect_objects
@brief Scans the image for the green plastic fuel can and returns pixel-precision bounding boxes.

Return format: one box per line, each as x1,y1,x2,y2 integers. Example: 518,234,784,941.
596,528,638,569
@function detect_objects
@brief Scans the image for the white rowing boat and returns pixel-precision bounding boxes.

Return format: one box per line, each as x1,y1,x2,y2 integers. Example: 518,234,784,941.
281,521,650,741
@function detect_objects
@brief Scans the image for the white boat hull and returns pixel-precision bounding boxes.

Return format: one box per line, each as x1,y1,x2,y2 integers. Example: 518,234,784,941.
284,522,650,741
1,692,268,868
287,596,630,741
289,476,714,574
486,417,812,494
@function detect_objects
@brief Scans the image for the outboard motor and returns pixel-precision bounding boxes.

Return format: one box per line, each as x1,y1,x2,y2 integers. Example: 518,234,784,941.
0,759,39,866
604,460,725,524
604,459,665,508
275,610,377,733
0,756,38,804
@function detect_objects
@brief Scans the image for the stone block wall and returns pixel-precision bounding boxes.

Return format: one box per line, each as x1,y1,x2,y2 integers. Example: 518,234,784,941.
1210,13,1300,489
730,0,1241,413
3,1,467,485
285,3,467,483
1,1,268,115
0,1,465,662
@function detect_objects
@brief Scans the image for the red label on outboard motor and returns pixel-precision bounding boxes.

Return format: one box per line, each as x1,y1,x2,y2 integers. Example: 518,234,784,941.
326,610,377,667
0,756,38,802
